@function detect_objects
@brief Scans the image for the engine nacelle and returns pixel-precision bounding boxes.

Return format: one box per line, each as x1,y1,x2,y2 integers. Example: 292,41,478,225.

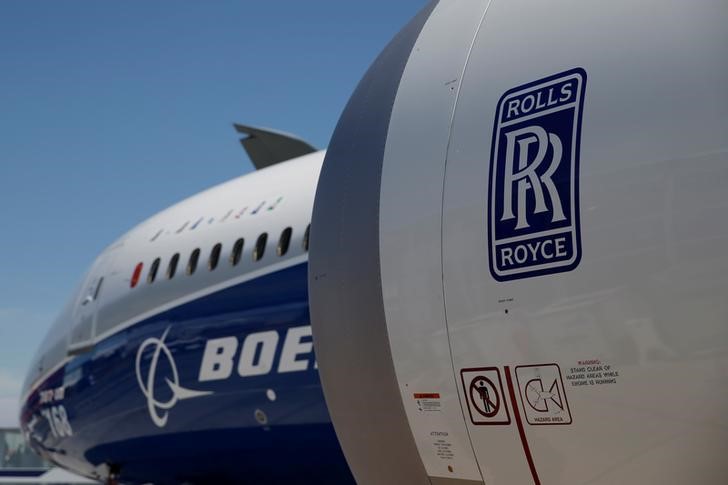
310,1,728,484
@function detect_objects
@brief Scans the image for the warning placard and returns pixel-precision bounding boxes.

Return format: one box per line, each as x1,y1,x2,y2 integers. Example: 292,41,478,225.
413,393,442,412
515,364,572,425
460,367,510,425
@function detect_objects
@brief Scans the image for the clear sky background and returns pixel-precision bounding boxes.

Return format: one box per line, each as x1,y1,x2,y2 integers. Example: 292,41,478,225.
0,0,426,426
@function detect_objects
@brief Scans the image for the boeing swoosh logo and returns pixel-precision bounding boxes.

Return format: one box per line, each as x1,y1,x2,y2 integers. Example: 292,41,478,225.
135,327,212,428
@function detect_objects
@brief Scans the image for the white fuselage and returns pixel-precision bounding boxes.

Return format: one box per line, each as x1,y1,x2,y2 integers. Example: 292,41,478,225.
22,150,324,410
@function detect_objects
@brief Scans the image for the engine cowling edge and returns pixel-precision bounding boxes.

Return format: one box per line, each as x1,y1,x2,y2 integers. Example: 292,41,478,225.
308,2,438,484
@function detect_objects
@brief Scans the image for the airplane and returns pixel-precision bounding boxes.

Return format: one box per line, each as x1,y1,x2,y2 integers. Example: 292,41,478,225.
18,122,355,484
20,1,728,484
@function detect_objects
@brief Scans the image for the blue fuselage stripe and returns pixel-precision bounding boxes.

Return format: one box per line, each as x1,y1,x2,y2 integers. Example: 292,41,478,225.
21,262,354,484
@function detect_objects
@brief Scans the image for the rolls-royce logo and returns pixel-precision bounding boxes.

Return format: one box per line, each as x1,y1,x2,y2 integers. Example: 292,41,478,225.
488,68,587,281
135,327,211,428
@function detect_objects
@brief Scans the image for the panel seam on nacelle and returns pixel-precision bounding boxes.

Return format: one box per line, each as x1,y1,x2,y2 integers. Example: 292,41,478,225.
437,1,496,481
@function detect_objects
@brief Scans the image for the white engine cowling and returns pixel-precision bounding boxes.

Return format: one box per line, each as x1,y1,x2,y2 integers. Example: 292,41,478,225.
310,1,728,484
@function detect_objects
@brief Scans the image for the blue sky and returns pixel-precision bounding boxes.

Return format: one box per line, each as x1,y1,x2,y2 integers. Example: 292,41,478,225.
0,0,426,425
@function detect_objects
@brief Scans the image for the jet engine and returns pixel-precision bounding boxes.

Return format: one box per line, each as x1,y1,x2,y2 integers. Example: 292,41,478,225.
309,1,728,484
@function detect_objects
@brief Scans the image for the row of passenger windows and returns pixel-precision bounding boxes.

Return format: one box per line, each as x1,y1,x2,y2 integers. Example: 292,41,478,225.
130,224,310,288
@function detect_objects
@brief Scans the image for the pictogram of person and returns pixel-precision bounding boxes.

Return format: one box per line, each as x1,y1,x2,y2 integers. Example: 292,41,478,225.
475,380,492,413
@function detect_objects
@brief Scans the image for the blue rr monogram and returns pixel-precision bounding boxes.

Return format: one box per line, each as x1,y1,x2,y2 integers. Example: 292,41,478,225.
488,68,587,281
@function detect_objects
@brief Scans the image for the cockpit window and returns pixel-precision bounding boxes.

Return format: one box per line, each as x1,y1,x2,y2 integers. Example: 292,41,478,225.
83,276,104,305
187,248,200,275
93,277,104,300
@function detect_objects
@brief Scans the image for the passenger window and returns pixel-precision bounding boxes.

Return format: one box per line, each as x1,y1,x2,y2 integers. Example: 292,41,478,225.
147,258,161,284
167,253,180,279
302,224,310,252
230,238,244,266
253,233,268,262
187,248,200,275
131,262,143,288
209,243,222,271
277,227,292,257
